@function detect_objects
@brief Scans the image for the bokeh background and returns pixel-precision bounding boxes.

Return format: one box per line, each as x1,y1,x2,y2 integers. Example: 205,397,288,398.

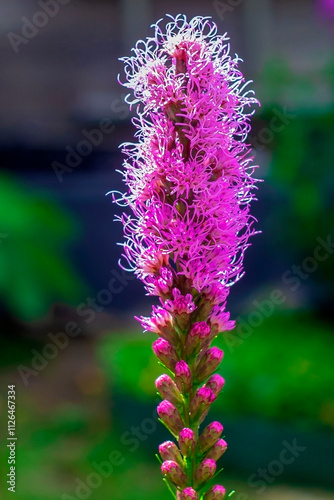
0,0,334,499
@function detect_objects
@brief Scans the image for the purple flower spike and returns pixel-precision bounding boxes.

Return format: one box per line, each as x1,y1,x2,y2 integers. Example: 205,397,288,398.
152,338,179,372
175,361,192,393
194,458,217,488
204,374,225,398
115,13,261,497
178,487,199,500
195,348,224,382
157,400,183,437
204,485,226,500
197,421,224,454
205,439,228,461
161,460,187,488
116,15,259,298
156,374,183,406
159,441,183,466
178,428,195,457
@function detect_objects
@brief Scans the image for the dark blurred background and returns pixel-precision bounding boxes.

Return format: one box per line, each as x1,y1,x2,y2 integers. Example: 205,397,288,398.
0,1,333,499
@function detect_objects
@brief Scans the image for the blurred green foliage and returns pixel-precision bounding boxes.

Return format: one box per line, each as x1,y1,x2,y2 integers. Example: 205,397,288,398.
0,171,86,320
259,58,334,279
98,312,334,432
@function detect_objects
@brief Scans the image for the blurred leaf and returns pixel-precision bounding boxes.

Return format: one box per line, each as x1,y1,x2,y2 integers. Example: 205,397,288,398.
0,171,86,320
98,312,334,431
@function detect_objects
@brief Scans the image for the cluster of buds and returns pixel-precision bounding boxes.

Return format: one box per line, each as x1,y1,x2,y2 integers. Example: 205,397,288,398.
116,13,260,499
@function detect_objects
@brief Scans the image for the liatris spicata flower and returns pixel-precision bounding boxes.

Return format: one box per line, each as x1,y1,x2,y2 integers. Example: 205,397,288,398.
114,13,260,498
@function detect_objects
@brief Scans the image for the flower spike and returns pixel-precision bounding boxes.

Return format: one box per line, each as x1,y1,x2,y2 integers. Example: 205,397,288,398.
115,13,261,498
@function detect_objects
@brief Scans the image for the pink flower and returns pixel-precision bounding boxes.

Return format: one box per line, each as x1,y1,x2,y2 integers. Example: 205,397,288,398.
205,374,225,397
197,421,224,454
204,485,226,500
156,374,183,406
115,14,259,309
178,428,195,457
194,458,217,487
161,460,187,488
209,306,235,335
195,347,224,382
157,400,183,436
159,441,183,466
164,288,197,315
152,338,179,371
205,439,228,461
186,321,211,355
175,360,192,393
179,487,199,500
115,14,260,498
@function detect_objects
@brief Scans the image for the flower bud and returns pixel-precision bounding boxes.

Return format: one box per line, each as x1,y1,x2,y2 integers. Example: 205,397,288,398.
156,374,183,406
175,361,192,393
152,338,179,372
161,460,187,488
205,439,228,461
185,322,211,356
190,387,216,424
197,421,223,454
178,428,195,457
159,441,183,466
194,458,216,487
204,374,225,397
195,347,224,382
203,485,226,500
157,400,183,436
178,487,199,500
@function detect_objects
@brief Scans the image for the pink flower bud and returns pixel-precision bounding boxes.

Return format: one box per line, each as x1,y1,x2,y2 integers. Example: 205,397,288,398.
185,322,211,356
161,460,187,488
152,338,179,372
205,439,228,461
204,485,226,500
159,441,183,466
190,387,216,424
178,487,199,500
205,374,225,397
194,458,216,487
157,400,183,436
195,347,224,382
178,428,195,457
175,360,192,393
156,374,183,406
197,421,224,454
